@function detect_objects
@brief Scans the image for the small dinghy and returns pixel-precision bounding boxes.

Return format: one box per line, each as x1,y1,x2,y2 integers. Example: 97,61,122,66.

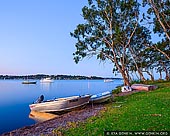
29,94,91,113
90,91,112,103
131,84,158,91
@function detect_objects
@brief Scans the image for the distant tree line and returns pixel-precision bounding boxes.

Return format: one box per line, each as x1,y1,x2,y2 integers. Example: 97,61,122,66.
71,0,170,85
0,74,114,80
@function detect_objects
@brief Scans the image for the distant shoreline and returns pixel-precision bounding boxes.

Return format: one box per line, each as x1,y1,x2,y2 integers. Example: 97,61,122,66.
0,74,122,80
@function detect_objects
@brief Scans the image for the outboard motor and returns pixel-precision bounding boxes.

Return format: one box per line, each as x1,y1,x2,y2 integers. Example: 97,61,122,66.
36,95,44,103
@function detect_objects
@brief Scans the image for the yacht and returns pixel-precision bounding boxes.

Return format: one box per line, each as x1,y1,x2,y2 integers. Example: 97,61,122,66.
40,78,53,83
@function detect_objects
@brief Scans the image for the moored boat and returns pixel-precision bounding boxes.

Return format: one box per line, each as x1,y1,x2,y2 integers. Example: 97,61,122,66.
104,79,113,83
40,78,53,83
22,80,37,84
90,91,112,103
29,94,91,113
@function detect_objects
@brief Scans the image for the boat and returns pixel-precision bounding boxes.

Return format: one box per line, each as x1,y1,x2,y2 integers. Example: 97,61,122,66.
104,79,113,83
90,91,112,103
131,84,158,91
29,94,91,113
29,111,58,122
22,80,37,84
40,78,53,83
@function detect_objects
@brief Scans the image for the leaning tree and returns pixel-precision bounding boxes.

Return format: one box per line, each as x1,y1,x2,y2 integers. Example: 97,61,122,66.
71,0,151,85
142,0,170,60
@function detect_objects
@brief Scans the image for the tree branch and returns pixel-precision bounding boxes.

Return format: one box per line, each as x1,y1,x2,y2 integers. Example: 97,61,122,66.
149,0,170,40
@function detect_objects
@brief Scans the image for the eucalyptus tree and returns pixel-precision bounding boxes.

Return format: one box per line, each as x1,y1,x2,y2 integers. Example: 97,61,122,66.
142,0,170,60
141,48,157,81
156,61,170,81
71,0,151,85
155,40,170,80
127,25,153,81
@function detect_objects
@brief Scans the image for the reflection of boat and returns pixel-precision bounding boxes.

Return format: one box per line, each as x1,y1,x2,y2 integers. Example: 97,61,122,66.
90,91,112,103
29,94,91,113
41,82,52,91
29,111,58,122
40,78,53,83
22,80,37,84
104,79,113,83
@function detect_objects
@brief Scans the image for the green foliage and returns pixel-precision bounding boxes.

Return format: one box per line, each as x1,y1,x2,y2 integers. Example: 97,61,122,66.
71,0,155,85
142,0,170,33
71,0,170,84
70,0,145,62
112,86,122,94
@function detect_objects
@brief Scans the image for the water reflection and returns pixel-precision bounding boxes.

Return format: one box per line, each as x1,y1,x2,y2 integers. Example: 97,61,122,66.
29,111,58,122
40,82,53,91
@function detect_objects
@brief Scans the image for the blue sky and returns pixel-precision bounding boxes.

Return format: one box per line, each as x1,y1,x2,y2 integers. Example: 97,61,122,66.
0,0,114,77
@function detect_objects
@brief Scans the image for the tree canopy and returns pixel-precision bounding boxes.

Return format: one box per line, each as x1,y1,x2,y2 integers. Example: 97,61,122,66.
71,0,170,85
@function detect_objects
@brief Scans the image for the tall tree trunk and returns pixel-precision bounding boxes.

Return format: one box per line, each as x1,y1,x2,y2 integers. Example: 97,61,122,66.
122,71,130,86
159,71,162,80
138,69,146,81
112,52,130,86
104,49,131,86
125,68,132,83
160,61,170,80
129,46,146,81
164,67,169,80
144,70,154,81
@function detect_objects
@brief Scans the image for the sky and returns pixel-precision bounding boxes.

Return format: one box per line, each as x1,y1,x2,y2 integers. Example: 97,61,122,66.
0,0,115,77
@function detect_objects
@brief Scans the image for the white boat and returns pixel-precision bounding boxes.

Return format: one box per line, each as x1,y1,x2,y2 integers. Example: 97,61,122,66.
90,91,112,103
40,78,53,83
104,79,113,83
29,94,91,113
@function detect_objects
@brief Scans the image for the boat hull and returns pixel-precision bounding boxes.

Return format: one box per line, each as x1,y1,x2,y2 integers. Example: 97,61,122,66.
90,91,112,103
29,95,91,113
40,78,53,83
131,84,158,91
104,79,113,83
22,81,37,84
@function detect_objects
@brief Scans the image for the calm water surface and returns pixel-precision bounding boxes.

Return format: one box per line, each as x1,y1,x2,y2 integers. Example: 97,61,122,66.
0,79,123,134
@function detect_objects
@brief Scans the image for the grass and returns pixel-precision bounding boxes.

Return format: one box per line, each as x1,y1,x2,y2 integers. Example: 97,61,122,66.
53,81,170,136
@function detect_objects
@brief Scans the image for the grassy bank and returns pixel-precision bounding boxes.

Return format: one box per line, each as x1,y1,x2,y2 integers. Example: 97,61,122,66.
53,81,170,136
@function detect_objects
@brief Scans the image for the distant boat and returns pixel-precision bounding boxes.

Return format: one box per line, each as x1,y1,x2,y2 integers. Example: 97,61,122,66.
104,79,113,83
29,94,91,113
90,91,112,103
40,78,53,83
22,80,37,84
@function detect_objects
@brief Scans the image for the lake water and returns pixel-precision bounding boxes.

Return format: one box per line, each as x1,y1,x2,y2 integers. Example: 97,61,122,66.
0,79,123,134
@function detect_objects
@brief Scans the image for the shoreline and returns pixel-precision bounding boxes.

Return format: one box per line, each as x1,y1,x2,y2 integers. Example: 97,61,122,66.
1,90,145,136
1,104,105,136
